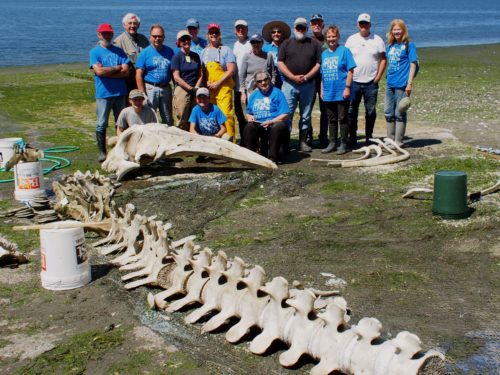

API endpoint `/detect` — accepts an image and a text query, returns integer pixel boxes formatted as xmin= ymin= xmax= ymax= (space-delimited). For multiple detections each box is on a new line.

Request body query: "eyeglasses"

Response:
xmin=250 ymin=40 xmax=262 ymax=44
xmin=235 ymin=25 xmax=247 ymax=30
xmin=256 ymin=78 xmax=269 ymax=84
xmin=208 ymin=30 xmax=220 ymax=35
xmin=271 ymin=30 xmax=282 ymax=34
xmin=180 ymin=37 xmax=191 ymax=42
xmin=358 ymin=21 xmax=370 ymax=26
xmin=131 ymin=97 xmax=144 ymax=101
xmin=151 ymin=35 xmax=164 ymax=38
xmin=295 ymin=25 xmax=307 ymax=31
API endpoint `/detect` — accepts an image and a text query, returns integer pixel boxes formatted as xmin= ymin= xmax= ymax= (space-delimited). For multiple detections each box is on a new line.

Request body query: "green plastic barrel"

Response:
xmin=432 ymin=171 xmax=469 ymax=219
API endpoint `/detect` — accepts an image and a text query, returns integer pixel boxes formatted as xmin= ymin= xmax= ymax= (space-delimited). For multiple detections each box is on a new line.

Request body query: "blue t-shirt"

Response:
xmin=89 ymin=45 xmax=129 ymax=99
xmin=320 ymin=46 xmax=356 ymax=102
xmin=201 ymin=46 xmax=236 ymax=70
xmin=136 ymin=45 xmax=175 ymax=84
xmin=174 ymin=37 xmax=208 ymax=57
xmin=246 ymin=86 xmax=289 ymax=123
xmin=263 ymin=43 xmax=284 ymax=88
xmin=386 ymin=42 xmax=418 ymax=89
xmin=171 ymin=51 xmax=201 ymax=87
xmin=188 ymin=104 xmax=227 ymax=136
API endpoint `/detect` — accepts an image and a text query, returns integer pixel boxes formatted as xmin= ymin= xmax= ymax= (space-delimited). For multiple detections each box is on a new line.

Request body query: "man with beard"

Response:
xmin=90 ymin=23 xmax=129 ymax=162
xmin=114 ymin=13 xmax=149 ymax=93
xmin=278 ymin=17 xmax=322 ymax=152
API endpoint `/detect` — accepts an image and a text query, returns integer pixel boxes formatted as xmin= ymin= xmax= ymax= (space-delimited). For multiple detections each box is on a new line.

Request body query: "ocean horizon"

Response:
xmin=1 ymin=0 xmax=500 ymax=67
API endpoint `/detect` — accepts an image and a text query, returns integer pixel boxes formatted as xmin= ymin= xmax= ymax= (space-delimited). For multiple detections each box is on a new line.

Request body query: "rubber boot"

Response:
xmin=386 ymin=121 xmax=396 ymax=140
xmin=395 ymin=121 xmax=406 ymax=147
xmin=321 ymin=123 xmax=337 ymax=154
xmin=299 ymin=130 xmax=312 ymax=152
xmin=96 ymin=131 xmax=107 ymax=162
xmin=336 ymin=123 xmax=348 ymax=154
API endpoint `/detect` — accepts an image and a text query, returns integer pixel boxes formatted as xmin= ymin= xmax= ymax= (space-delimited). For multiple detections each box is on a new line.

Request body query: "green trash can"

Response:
xmin=432 ymin=170 xmax=469 ymax=219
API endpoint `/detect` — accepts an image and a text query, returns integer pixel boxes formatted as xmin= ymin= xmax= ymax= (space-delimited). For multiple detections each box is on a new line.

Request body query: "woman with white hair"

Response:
xmin=114 ymin=13 xmax=149 ymax=92
xmin=244 ymin=70 xmax=289 ymax=164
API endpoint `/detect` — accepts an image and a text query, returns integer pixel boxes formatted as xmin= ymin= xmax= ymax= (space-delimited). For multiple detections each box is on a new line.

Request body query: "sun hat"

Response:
xmin=262 ymin=20 xmax=291 ymax=43
xmin=177 ymin=30 xmax=191 ymax=40
xmin=234 ymin=19 xmax=248 ymax=27
xmin=196 ymin=87 xmax=210 ymax=97
xmin=398 ymin=96 xmax=411 ymax=112
xmin=186 ymin=18 xmax=200 ymax=29
xmin=97 ymin=23 xmax=114 ymax=33
xmin=129 ymin=89 xmax=144 ymax=100
xmin=207 ymin=23 xmax=221 ymax=31
xmin=310 ymin=14 xmax=324 ymax=22
xmin=249 ymin=33 xmax=264 ymax=43
xmin=294 ymin=17 xmax=308 ymax=28
xmin=357 ymin=13 xmax=371 ymax=23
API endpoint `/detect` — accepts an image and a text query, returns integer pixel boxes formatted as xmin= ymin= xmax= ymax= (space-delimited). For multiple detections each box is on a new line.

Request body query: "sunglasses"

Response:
xmin=180 ymin=36 xmax=191 ymax=42
xmin=208 ymin=30 xmax=220 ymax=35
xmin=250 ymin=40 xmax=262 ymax=45
xmin=151 ymin=34 xmax=164 ymax=38
xmin=131 ymin=97 xmax=144 ymax=101
xmin=295 ymin=25 xmax=307 ymax=31
xmin=271 ymin=30 xmax=282 ymax=34
xmin=256 ymin=78 xmax=269 ymax=83
xmin=359 ymin=21 xmax=370 ymax=26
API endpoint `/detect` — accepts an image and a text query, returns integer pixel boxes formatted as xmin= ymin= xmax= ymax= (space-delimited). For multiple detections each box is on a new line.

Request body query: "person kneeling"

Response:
xmin=116 ymin=89 xmax=158 ymax=136
xmin=244 ymin=71 xmax=289 ymax=163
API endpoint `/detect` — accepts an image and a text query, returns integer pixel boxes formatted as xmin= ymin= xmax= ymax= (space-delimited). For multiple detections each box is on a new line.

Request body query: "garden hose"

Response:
xmin=0 ymin=145 xmax=79 ymax=183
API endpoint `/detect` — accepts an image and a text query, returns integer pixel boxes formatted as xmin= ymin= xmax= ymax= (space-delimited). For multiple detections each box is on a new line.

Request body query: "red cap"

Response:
xmin=97 ymin=23 xmax=114 ymax=33
xmin=207 ymin=23 xmax=221 ymax=31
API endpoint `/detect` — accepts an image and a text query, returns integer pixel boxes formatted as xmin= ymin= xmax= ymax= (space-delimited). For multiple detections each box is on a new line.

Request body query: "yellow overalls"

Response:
xmin=205 ymin=61 xmax=236 ymax=142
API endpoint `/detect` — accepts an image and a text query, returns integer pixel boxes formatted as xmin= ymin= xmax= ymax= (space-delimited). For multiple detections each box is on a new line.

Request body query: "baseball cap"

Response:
xmin=97 ymin=23 xmax=114 ymax=33
xmin=196 ymin=87 xmax=210 ymax=97
xmin=234 ymin=19 xmax=248 ymax=28
xmin=186 ymin=18 xmax=200 ymax=29
xmin=357 ymin=13 xmax=371 ymax=23
xmin=207 ymin=23 xmax=221 ymax=31
xmin=249 ymin=33 xmax=264 ymax=43
xmin=294 ymin=17 xmax=308 ymax=28
xmin=177 ymin=30 xmax=191 ymax=40
xmin=310 ymin=14 xmax=324 ymax=22
xmin=129 ymin=89 xmax=144 ymax=100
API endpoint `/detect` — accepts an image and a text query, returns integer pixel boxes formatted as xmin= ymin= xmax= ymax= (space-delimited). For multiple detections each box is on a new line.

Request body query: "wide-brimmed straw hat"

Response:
xmin=262 ymin=20 xmax=291 ymax=43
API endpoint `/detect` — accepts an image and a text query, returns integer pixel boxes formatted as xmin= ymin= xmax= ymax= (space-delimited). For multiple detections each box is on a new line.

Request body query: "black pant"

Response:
xmin=234 ymin=91 xmax=246 ymax=144
xmin=243 ymin=121 xmax=289 ymax=161
xmin=325 ymin=100 xmax=349 ymax=142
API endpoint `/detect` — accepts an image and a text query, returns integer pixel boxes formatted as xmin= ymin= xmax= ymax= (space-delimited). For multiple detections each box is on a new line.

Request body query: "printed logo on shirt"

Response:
xmin=322 ymin=56 xmax=340 ymax=81
xmin=388 ymin=46 xmax=403 ymax=72
xmin=251 ymin=98 xmax=272 ymax=120
xmin=198 ymin=117 xmax=220 ymax=135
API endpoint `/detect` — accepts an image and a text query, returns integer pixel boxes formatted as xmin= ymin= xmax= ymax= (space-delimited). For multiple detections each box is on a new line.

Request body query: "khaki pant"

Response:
xmin=173 ymin=86 xmax=196 ymax=131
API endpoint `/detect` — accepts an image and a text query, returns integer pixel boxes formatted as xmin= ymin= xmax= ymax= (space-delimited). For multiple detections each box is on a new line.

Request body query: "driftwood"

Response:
xmin=102 ymin=125 xmax=277 ymax=181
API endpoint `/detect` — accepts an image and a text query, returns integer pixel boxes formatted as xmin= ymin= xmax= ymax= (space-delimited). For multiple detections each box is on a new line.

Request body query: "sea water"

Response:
xmin=1 ymin=0 xmax=499 ymax=66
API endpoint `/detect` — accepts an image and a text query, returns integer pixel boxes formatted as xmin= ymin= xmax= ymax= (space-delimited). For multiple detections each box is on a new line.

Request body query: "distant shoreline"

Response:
xmin=1 ymin=42 xmax=499 ymax=70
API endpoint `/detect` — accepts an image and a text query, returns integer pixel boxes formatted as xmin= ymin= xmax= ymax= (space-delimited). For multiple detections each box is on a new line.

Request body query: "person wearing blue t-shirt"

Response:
xmin=89 ymin=23 xmax=130 ymax=162
xmin=262 ymin=20 xmax=291 ymax=90
xmin=174 ymin=18 xmax=207 ymax=57
xmin=384 ymin=19 xmax=418 ymax=147
xmin=189 ymin=88 xmax=227 ymax=138
xmin=245 ymin=71 xmax=289 ymax=164
xmin=136 ymin=24 xmax=174 ymax=125
xmin=320 ymin=25 xmax=356 ymax=154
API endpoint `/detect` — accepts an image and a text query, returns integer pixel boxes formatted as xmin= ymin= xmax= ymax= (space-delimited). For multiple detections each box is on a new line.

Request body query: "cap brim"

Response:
xmin=262 ymin=20 xmax=291 ymax=43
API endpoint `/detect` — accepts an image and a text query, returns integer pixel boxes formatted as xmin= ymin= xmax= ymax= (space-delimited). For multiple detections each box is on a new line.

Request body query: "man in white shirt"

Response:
xmin=233 ymin=19 xmax=252 ymax=144
xmin=345 ymin=13 xmax=387 ymax=147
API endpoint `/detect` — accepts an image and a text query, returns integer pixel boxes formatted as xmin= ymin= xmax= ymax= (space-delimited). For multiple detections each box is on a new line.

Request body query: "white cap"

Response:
xmin=357 ymin=13 xmax=371 ymax=23
xmin=196 ymin=87 xmax=210 ymax=97
xmin=234 ymin=19 xmax=248 ymax=27
xmin=294 ymin=17 xmax=308 ymax=27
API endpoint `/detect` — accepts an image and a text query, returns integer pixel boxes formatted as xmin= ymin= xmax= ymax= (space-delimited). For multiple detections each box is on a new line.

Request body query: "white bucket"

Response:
xmin=0 ymin=137 xmax=23 ymax=168
xmin=14 ymin=161 xmax=46 ymax=202
xmin=40 ymin=221 xmax=91 ymax=290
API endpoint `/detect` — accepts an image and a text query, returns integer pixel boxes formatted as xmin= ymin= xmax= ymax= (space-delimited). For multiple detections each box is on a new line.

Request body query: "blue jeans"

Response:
xmin=95 ymin=95 xmax=127 ymax=133
xmin=281 ymin=79 xmax=316 ymax=132
xmin=146 ymin=83 xmax=173 ymax=125
xmin=348 ymin=80 xmax=379 ymax=140
xmin=384 ymin=87 xmax=407 ymax=123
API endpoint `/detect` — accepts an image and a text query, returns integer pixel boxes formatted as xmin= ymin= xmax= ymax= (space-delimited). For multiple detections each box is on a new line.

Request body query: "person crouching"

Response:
xmin=244 ymin=71 xmax=289 ymax=164
xmin=189 ymin=88 xmax=229 ymax=139
xmin=116 ymin=89 xmax=158 ymax=136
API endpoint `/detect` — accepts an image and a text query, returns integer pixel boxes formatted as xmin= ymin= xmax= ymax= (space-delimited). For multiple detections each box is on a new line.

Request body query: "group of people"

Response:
xmin=89 ymin=12 xmax=418 ymax=163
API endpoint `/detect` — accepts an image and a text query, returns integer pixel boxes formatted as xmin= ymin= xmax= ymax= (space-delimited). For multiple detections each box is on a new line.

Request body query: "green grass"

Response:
xmin=106 ymin=350 xmax=156 ymax=375
xmin=17 ymin=328 xmax=125 ymax=375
